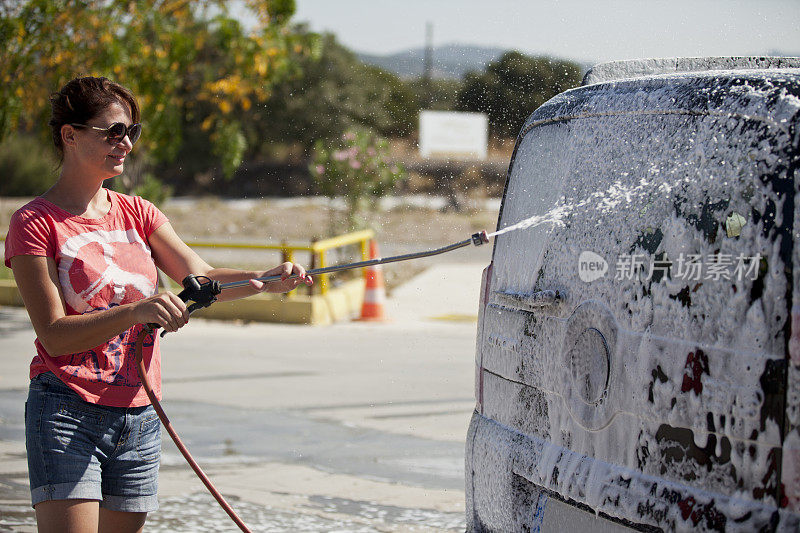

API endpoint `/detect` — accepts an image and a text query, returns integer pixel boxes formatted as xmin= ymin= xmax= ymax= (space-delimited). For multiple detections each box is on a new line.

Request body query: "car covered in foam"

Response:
xmin=466 ymin=57 xmax=800 ymax=531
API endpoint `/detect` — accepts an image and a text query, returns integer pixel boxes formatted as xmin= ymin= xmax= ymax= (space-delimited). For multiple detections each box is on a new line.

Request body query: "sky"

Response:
xmin=290 ymin=0 xmax=800 ymax=65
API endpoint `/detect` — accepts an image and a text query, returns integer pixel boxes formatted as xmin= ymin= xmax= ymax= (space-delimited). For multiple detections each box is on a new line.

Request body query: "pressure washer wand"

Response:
xmin=219 ymin=230 xmax=490 ymax=291
xmin=147 ymin=231 xmax=490 ymax=336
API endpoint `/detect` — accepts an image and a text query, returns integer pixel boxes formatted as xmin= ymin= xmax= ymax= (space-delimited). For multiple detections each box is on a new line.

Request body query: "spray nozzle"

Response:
xmin=471 ymin=230 xmax=489 ymax=246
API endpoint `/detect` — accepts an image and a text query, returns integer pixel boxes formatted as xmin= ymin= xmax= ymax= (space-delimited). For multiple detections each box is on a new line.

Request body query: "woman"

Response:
xmin=3 ymin=76 xmax=312 ymax=533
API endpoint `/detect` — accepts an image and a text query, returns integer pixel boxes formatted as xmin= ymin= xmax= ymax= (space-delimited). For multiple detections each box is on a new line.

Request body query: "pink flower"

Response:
xmin=343 ymin=132 xmax=356 ymax=141
xmin=315 ymin=165 xmax=325 ymax=175
xmin=349 ymin=159 xmax=362 ymax=169
xmin=332 ymin=150 xmax=348 ymax=161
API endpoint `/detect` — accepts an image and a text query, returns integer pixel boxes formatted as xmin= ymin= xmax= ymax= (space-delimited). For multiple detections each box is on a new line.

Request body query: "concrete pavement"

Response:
xmin=0 ymin=256 xmax=491 ymax=532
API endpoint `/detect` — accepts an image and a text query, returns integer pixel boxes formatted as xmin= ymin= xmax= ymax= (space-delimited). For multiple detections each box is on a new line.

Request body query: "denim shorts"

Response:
xmin=25 ymin=372 xmax=161 ymax=512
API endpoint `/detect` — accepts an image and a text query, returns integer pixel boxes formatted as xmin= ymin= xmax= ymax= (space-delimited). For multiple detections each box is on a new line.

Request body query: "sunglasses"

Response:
xmin=71 ymin=122 xmax=142 ymax=145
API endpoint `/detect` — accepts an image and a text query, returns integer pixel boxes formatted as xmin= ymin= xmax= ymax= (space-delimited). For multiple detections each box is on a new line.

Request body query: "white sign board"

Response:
xmin=419 ymin=110 xmax=488 ymax=160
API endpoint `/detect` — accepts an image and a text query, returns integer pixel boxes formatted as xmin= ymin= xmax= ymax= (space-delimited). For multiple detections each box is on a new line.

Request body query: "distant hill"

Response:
xmin=768 ymin=49 xmax=800 ymax=58
xmin=358 ymin=44 xmax=507 ymax=80
xmin=359 ymin=44 xmax=596 ymax=80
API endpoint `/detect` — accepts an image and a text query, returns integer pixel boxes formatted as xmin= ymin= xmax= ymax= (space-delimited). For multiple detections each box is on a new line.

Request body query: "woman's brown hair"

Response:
xmin=48 ymin=77 xmax=140 ymax=158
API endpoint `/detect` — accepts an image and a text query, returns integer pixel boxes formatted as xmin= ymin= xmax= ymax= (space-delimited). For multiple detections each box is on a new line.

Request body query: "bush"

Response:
xmin=0 ymin=135 xmax=58 ymax=196
xmin=310 ymin=128 xmax=406 ymax=232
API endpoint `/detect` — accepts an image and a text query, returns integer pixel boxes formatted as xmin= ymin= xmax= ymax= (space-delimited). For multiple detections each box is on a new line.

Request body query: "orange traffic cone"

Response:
xmin=358 ymin=240 xmax=388 ymax=321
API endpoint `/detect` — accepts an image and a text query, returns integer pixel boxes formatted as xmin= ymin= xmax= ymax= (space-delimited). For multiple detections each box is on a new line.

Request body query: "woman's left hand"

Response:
xmin=248 ymin=262 xmax=313 ymax=293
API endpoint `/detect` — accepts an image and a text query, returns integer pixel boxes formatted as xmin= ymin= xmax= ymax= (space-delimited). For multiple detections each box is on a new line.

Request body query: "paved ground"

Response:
xmin=0 ymin=249 xmax=491 ymax=532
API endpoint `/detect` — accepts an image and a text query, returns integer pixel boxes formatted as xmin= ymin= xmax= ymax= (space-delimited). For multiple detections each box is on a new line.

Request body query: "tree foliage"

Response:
xmin=259 ymin=31 xmax=417 ymax=151
xmin=0 ymin=134 xmax=58 ymax=196
xmin=406 ymin=78 xmax=462 ymax=112
xmin=0 ymin=3 xmax=587 ymax=197
xmin=456 ymin=51 xmax=582 ymax=138
xmin=0 ymin=0 xmax=313 ymax=182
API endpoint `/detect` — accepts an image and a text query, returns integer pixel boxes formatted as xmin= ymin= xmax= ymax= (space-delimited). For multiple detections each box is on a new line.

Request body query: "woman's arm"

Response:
xmin=10 ymin=255 xmax=189 ymax=356
xmin=148 ymin=222 xmax=312 ymax=302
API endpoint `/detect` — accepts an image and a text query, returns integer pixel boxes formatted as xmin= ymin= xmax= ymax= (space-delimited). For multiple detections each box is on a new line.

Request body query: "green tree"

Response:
xmin=0 ymin=134 xmax=58 ymax=196
xmin=0 ymin=0 xmax=311 ymax=185
xmin=258 ymin=31 xmax=417 ymax=152
xmin=406 ymin=78 xmax=463 ymax=112
xmin=456 ymin=51 xmax=582 ymax=138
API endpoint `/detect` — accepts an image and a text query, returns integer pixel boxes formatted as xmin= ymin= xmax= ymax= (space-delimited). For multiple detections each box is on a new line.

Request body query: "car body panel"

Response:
xmin=467 ymin=61 xmax=800 ymax=532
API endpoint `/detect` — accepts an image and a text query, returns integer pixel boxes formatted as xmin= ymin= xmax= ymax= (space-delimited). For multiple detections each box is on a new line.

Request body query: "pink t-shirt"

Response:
xmin=4 ymin=189 xmax=168 ymax=407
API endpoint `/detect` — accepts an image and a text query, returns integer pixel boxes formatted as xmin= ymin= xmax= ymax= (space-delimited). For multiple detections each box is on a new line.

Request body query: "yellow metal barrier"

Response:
xmin=1 ymin=230 xmax=375 ymax=294
xmin=185 ymin=229 xmax=374 ymax=295
xmin=0 ymin=236 xmax=8 ymax=280
xmin=0 ymin=230 xmax=375 ymax=325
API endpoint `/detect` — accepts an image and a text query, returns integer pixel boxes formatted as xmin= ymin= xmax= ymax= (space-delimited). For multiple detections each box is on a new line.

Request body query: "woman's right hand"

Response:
xmin=133 ymin=292 xmax=190 ymax=332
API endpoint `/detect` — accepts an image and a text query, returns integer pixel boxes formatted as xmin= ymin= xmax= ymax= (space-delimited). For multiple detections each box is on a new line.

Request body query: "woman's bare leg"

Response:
xmin=99 ymin=507 xmax=148 ymax=533
xmin=35 ymin=499 xmax=99 ymax=533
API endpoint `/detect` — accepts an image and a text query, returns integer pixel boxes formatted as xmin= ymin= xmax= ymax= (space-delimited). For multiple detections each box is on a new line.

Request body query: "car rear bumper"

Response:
xmin=466 ymin=410 xmax=799 ymax=532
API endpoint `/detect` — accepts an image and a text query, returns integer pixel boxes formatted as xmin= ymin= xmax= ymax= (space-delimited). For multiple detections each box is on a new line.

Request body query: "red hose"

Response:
xmin=134 ymin=329 xmax=252 ymax=533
